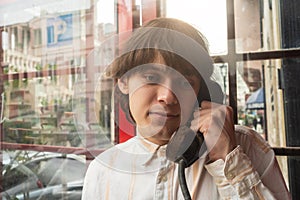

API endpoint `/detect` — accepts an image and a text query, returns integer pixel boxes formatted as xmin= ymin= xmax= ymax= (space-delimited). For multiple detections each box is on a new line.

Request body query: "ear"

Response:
xmin=117 ymin=78 xmax=129 ymax=94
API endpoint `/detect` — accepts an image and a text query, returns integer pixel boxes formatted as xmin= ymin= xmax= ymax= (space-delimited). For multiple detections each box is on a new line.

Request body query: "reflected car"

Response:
xmin=1 ymin=151 xmax=87 ymax=200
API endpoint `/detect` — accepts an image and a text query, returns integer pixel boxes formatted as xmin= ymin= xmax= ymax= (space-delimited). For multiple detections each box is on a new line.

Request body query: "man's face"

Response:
xmin=118 ymin=58 xmax=201 ymax=145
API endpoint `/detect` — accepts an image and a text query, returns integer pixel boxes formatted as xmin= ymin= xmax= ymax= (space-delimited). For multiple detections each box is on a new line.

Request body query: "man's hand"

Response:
xmin=190 ymin=101 xmax=237 ymax=162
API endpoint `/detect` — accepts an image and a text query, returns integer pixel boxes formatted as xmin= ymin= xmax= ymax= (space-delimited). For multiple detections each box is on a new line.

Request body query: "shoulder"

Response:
xmin=234 ymin=125 xmax=271 ymax=152
xmin=82 ymin=139 xmax=139 ymax=199
xmin=93 ymin=136 xmax=138 ymax=161
xmin=234 ymin=125 xmax=275 ymax=174
xmin=87 ymin=136 xmax=144 ymax=171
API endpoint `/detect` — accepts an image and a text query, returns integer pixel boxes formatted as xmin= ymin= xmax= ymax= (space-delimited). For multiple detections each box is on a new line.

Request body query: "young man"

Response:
xmin=82 ymin=18 xmax=290 ymax=199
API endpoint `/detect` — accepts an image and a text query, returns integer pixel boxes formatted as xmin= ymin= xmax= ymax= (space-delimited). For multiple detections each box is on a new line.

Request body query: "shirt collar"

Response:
xmin=135 ymin=134 xmax=169 ymax=165
xmin=136 ymin=135 xmax=161 ymax=153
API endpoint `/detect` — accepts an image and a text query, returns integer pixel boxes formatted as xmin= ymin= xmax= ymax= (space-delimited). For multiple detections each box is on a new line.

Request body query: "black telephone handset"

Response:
xmin=166 ymin=126 xmax=206 ymax=167
xmin=166 ymin=126 xmax=206 ymax=200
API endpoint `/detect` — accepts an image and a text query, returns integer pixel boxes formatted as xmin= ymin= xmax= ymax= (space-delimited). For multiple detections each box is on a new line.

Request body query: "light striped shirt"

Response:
xmin=82 ymin=125 xmax=291 ymax=199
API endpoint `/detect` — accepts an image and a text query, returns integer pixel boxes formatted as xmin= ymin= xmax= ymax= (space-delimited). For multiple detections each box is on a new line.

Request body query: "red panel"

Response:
xmin=117 ymin=0 xmax=135 ymax=143
xmin=118 ymin=0 xmax=133 ymax=44
xmin=142 ymin=0 xmax=157 ymax=24
xmin=118 ymin=105 xmax=135 ymax=143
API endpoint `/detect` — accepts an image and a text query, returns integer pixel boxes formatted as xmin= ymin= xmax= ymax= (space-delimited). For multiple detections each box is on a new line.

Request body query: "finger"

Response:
xmin=201 ymin=100 xmax=223 ymax=109
xmin=193 ymin=108 xmax=201 ymax=118
xmin=200 ymin=100 xmax=212 ymax=109
xmin=194 ymin=105 xmax=211 ymax=117
xmin=190 ymin=122 xmax=209 ymax=135
xmin=190 ymin=115 xmax=210 ymax=135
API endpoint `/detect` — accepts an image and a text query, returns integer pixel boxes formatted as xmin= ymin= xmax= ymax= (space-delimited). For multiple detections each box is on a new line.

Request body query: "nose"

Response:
xmin=157 ymin=85 xmax=178 ymax=105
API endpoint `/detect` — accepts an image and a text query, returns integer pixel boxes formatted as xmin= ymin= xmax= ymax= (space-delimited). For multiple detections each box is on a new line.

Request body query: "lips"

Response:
xmin=148 ymin=111 xmax=179 ymax=118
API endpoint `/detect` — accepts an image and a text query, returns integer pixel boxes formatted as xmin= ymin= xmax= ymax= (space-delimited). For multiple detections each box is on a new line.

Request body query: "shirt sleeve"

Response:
xmin=205 ymin=145 xmax=278 ymax=199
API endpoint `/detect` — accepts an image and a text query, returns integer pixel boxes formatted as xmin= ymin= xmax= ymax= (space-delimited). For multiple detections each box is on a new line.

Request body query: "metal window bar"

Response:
xmin=215 ymin=0 xmax=300 ymax=157
xmin=1 ymin=142 xmax=300 ymax=158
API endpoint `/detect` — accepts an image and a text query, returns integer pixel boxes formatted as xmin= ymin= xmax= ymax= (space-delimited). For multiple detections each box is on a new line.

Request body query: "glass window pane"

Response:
xmin=236 ymin=58 xmax=289 ymax=187
xmin=2 ymin=150 xmax=86 ymax=199
xmin=1 ymin=0 xmax=299 ymax=198
xmin=235 ymin=0 xmax=300 ymax=52
xmin=165 ymin=0 xmax=228 ymax=55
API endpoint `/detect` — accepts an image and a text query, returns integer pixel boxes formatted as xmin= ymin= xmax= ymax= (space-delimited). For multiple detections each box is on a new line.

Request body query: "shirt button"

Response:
xmin=161 ymin=176 xmax=167 ymax=182
xmin=227 ymin=173 xmax=234 ymax=180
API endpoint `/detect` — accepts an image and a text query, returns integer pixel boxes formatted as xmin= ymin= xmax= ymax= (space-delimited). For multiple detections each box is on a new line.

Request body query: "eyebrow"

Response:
xmin=135 ymin=63 xmax=168 ymax=73
xmin=137 ymin=64 xmax=199 ymax=80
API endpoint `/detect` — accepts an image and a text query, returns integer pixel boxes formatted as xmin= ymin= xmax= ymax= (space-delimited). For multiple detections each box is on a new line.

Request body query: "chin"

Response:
xmin=138 ymin=125 xmax=176 ymax=143
xmin=148 ymin=135 xmax=171 ymax=145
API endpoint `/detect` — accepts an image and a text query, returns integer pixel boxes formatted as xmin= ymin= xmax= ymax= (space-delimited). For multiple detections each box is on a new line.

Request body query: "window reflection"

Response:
xmin=1 ymin=0 xmax=300 ymax=198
